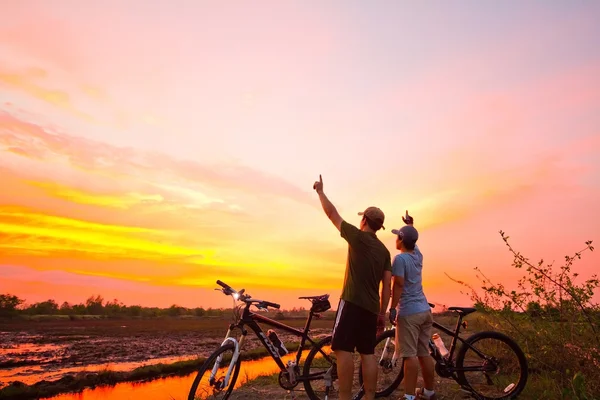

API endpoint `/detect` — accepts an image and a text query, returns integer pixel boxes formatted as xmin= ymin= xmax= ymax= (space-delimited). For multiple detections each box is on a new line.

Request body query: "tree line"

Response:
xmin=0 ymin=293 xmax=320 ymax=319
xmin=1 ymin=293 xmax=230 ymax=318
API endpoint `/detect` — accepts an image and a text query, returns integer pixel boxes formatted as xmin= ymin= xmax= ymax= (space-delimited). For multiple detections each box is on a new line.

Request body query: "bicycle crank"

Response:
xmin=278 ymin=370 xmax=299 ymax=390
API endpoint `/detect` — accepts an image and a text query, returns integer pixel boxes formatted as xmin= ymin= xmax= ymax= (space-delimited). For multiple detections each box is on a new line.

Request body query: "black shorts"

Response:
xmin=331 ymin=299 xmax=377 ymax=354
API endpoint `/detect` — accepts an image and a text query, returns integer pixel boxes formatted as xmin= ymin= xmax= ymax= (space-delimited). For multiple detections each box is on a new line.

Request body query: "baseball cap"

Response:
xmin=358 ymin=206 xmax=385 ymax=230
xmin=391 ymin=225 xmax=419 ymax=246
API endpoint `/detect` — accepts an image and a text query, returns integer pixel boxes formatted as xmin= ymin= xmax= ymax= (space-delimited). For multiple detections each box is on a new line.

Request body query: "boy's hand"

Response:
xmin=402 ymin=210 xmax=414 ymax=226
xmin=313 ymin=174 xmax=324 ymax=194
xmin=389 ymin=308 xmax=397 ymax=325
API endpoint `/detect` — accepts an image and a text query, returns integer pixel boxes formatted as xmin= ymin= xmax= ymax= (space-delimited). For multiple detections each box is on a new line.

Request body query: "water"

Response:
xmin=46 ymin=352 xmax=305 ymax=400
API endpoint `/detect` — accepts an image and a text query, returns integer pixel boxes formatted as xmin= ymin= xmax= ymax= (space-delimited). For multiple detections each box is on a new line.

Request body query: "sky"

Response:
xmin=1 ymin=0 xmax=599 ymax=311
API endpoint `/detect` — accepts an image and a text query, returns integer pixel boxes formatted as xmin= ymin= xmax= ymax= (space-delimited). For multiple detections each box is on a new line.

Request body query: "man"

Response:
xmin=312 ymin=174 xmax=392 ymax=400
xmin=389 ymin=212 xmax=436 ymax=400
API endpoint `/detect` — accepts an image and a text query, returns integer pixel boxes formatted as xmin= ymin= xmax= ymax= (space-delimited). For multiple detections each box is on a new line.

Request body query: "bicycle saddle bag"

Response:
xmin=311 ymin=298 xmax=331 ymax=313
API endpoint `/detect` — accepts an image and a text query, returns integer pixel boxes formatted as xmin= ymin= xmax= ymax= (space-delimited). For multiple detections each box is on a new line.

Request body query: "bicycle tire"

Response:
xmin=455 ymin=331 xmax=528 ymax=400
xmin=357 ymin=329 xmax=404 ymax=398
xmin=303 ymin=335 xmax=339 ymax=400
xmin=188 ymin=342 xmax=242 ymax=400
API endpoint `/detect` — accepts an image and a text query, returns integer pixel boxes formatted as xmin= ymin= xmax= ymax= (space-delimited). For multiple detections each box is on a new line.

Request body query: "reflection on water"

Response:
xmin=0 ymin=355 xmax=198 ymax=387
xmin=47 ymin=352 xmax=312 ymax=400
xmin=0 ymin=343 xmax=64 ymax=357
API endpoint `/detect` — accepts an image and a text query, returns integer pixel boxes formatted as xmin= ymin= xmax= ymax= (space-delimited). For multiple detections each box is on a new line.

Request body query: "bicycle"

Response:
xmin=356 ymin=303 xmax=528 ymax=400
xmin=188 ymin=280 xmax=363 ymax=400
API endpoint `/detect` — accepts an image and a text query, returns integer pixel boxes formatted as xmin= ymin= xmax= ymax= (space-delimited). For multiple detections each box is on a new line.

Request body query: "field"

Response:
xmin=0 ymin=312 xmax=488 ymax=400
xmin=1 ymin=310 xmax=597 ymax=399
xmin=0 ymin=314 xmax=335 ymax=399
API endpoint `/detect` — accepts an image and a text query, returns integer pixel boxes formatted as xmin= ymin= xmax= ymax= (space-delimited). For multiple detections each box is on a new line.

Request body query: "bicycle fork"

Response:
xmin=210 ymin=328 xmax=246 ymax=389
xmin=379 ymin=328 xmax=397 ymax=369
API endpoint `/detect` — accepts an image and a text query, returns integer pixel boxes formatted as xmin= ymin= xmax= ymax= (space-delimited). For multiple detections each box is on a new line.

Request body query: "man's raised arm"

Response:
xmin=313 ymin=174 xmax=343 ymax=231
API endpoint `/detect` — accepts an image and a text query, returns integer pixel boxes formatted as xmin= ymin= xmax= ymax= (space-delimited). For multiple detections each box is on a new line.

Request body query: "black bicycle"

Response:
xmin=357 ymin=304 xmax=528 ymax=400
xmin=188 ymin=280 xmax=363 ymax=400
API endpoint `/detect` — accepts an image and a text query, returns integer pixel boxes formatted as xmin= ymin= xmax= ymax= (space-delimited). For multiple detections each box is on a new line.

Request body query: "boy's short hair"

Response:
xmin=391 ymin=225 xmax=419 ymax=250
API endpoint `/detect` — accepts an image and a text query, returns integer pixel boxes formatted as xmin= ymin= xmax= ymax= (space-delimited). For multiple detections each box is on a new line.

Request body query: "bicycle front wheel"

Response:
xmin=455 ymin=331 xmax=528 ymax=399
xmin=188 ymin=342 xmax=242 ymax=400
xmin=357 ymin=328 xmax=404 ymax=397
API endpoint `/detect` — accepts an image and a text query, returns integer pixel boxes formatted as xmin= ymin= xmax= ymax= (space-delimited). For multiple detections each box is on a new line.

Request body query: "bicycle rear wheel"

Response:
xmin=302 ymin=335 xmax=365 ymax=400
xmin=357 ymin=328 xmax=404 ymax=397
xmin=188 ymin=342 xmax=242 ymax=400
xmin=455 ymin=331 xmax=528 ymax=399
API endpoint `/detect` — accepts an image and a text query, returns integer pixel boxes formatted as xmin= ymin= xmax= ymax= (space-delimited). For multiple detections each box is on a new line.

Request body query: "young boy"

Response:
xmin=389 ymin=211 xmax=436 ymax=400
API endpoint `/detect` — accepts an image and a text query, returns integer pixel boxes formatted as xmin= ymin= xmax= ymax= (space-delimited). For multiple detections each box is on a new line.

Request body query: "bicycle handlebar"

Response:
xmin=261 ymin=301 xmax=280 ymax=309
xmin=215 ymin=280 xmax=280 ymax=309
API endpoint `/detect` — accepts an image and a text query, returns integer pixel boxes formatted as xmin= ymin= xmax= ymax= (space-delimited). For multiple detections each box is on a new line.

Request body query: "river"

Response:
xmin=45 ymin=352 xmax=308 ymax=400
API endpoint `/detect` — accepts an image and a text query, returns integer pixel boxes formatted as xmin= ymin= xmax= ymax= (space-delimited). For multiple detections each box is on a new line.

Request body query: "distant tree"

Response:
xmin=27 ymin=299 xmax=59 ymax=315
xmin=194 ymin=307 xmax=206 ymax=317
xmin=86 ymin=295 xmax=104 ymax=315
xmin=127 ymin=305 xmax=143 ymax=317
xmin=167 ymin=304 xmax=186 ymax=317
xmin=72 ymin=303 xmax=87 ymax=315
xmin=0 ymin=294 xmax=24 ymax=317
xmin=59 ymin=302 xmax=72 ymax=314
xmin=105 ymin=299 xmax=124 ymax=316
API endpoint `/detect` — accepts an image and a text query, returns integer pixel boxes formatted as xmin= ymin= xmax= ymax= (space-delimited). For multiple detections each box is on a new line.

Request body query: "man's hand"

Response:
xmin=389 ymin=308 xmax=397 ymax=325
xmin=313 ymin=174 xmax=342 ymax=231
xmin=377 ymin=313 xmax=386 ymax=335
xmin=402 ymin=210 xmax=414 ymax=226
xmin=313 ymin=174 xmax=324 ymax=194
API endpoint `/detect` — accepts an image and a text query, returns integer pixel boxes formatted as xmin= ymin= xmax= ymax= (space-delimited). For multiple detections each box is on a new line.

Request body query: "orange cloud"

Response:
xmin=0 ymin=110 xmax=342 ymax=294
xmin=27 ymin=181 xmax=164 ymax=209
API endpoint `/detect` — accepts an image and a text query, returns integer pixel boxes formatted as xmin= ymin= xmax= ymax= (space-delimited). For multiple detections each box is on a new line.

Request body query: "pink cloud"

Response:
xmin=0 ymin=110 xmax=314 ymax=207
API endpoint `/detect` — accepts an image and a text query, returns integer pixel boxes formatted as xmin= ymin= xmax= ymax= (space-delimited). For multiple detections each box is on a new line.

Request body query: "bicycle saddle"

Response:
xmin=448 ymin=306 xmax=477 ymax=316
xmin=299 ymin=294 xmax=329 ymax=302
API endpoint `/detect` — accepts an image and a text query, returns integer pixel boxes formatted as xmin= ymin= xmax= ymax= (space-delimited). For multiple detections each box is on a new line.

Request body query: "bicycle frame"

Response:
xmin=430 ymin=315 xmax=467 ymax=362
xmin=213 ymin=302 xmax=329 ymax=387
xmin=378 ymin=311 xmax=495 ymax=375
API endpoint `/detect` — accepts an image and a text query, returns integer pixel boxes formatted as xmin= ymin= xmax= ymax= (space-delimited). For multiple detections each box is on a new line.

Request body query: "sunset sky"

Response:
xmin=1 ymin=1 xmax=599 ymax=310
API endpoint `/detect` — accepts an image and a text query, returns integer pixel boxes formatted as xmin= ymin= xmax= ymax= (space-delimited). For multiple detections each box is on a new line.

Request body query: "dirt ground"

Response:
xmin=0 ymin=317 xmax=334 ymax=387
xmin=233 ymin=373 xmax=474 ymax=400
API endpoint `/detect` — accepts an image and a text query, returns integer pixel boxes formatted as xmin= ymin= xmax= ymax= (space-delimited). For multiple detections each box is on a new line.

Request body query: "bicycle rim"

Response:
xmin=456 ymin=331 xmax=528 ymax=399
xmin=357 ymin=328 xmax=404 ymax=397
xmin=188 ymin=342 xmax=242 ymax=400
xmin=303 ymin=335 xmax=365 ymax=400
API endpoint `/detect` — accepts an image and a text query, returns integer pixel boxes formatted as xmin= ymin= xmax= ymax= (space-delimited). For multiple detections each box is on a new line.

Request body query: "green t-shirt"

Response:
xmin=339 ymin=220 xmax=392 ymax=315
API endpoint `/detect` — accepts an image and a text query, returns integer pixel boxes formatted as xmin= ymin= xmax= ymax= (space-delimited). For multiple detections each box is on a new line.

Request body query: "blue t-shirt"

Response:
xmin=392 ymin=245 xmax=430 ymax=317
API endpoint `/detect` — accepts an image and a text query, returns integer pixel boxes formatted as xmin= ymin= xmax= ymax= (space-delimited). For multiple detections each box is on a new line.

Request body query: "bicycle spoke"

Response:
xmin=460 ymin=337 xmax=523 ymax=398
xmin=190 ymin=345 xmax=239 ymax=400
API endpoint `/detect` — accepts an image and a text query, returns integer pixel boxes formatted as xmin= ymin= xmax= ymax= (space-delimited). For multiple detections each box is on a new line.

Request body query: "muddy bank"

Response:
xmin=0 ymin=317 xmax=332 ymax=385
xmin=0 ymin=317 xmax=333 ymax=399
xmin=0 ymin=345 xmax=300 ymax=400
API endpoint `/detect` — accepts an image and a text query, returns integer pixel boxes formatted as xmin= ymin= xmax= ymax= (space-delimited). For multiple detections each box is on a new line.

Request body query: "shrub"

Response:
xmin=450 ymin=231 xmax=599 ymax=399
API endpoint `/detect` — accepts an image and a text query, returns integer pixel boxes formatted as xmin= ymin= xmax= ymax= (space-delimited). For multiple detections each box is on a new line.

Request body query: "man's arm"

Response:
xmin=313 ymin=175 xmax=343 ymax=231
xmin=380 ymin=270 xmax=392 ymax=314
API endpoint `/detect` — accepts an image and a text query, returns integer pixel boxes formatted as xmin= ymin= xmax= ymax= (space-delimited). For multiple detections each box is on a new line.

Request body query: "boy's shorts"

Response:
xmin=398 ymin=310 xmax=433 ymax=357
